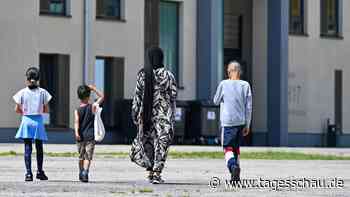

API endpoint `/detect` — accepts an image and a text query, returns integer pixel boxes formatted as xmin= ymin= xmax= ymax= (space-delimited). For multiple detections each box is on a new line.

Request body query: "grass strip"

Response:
xmin=0 ymin=151 xmax=350 ymax=160
xmin=138 ymin=188 xmax=154 ymax=193
xmin=169 ymin=151 xmax=350 ymax=160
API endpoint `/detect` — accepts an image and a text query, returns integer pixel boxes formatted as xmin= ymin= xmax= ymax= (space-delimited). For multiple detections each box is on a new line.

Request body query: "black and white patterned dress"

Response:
xmin=130 ymin=67 xmax=177 ymax=172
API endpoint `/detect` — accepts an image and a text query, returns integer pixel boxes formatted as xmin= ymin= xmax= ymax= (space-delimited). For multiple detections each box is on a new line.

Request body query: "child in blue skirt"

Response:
xmin=13 ymin=67 xmax=52 ymax=182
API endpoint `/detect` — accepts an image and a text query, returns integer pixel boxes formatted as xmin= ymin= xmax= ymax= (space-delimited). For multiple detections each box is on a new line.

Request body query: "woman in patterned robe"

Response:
xmin=130 ymin=47 xmax=177 ymax=184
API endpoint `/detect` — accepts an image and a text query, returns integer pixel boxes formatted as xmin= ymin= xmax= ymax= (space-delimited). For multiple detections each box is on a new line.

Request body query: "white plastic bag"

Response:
xmin=94 ymin=105 xmax=105 ymax=142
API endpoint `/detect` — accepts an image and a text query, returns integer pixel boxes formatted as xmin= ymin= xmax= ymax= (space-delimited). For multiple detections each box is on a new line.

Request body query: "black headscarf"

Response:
xmin=143 ymin=46 xmax=164 ymax=131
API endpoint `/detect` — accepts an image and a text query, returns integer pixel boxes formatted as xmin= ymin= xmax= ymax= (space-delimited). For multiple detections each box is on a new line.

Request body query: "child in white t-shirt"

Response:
xmin=13 ymin=67 xmax=52 ymax=182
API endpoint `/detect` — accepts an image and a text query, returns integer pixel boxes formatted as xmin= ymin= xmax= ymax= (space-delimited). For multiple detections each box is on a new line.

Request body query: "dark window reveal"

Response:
xmin=40 ymin=0 xmax=67 ymax=16
xmin=289 ymin=0 xmax=305 ymax=35
xmin=159 ymin=1 xmax=180 ymax=81
xmin=96 ymin=0 xmax=122 ymax=20
xmin=95 ymin=57 xmax=124 ymax=129
xmin=321 ymin=0 xmax=340 ymax=37
xmin=40 ymin=53 xmax=70 ymax=128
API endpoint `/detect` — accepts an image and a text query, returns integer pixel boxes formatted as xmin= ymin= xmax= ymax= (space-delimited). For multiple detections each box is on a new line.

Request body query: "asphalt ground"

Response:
xmin=0 ymin=155 xmax=349 ymax=197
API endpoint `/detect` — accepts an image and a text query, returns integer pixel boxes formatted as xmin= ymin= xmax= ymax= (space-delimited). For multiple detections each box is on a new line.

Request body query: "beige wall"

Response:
xmin=91 ymin=0 xmax=144 ymax=100
xmin=38 ymin=0 xmax=85 ymax=128
xmin=0 ymin=0 xmax=86 ymax=128
xmin=0 ymin=0 xmax=44 ymax=127
xmin=0 ymin=0 xmax=197 ymax=128
xmin=289 ymin=0 xmax=350 ymax=134
xmin=1 ymin=0 xmax=348 ymax=137
xmin=250 ymin=0 xmax=350 ymax=135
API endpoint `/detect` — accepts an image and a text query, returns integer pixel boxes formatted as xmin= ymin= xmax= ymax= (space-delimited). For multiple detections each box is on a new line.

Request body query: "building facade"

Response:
xmin=0 ymin=0 xmax=348 ymax=146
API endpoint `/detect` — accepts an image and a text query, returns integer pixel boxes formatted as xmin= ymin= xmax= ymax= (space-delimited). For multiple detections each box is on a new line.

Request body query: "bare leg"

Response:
xmin=80 ymin=160 xmax=91 ymax=183
xmin=83 ymin=160 xmax=91 ymax=171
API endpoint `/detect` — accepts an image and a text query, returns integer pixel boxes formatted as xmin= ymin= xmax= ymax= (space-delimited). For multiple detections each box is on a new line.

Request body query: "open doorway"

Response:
xmin=95 ymin=56 xmax=124 ymax=131
xmin=39 ymin=53 xmax=70 ymax=129
xmin=223 ymin=0 xmax=252 ymax=84
xmin=224 ymin=0 xmax=253 ymax=145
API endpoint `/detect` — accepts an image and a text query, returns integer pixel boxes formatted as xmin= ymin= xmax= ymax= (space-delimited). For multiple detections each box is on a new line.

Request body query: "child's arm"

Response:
xmin=89 ymin=85 xmax=104 ymax=104
xmin=14 ymin=104 xmax=23 ymax=115
xmin=74 ymin=110 xmax=81 ymax=141
xmin=213 ymin=82 xmax=223 ymax=105
xmin=13 ymin=90 xmax=23 ymax=114
xmin=88 ymin=85 xmax=104 ymax=113
xmin=43 ymin=104 xmax=50 ymax=113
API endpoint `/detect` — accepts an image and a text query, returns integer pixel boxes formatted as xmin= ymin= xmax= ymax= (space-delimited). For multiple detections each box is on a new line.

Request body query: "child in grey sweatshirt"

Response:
xmin=213 ymin=61 xmax=252 ymax=183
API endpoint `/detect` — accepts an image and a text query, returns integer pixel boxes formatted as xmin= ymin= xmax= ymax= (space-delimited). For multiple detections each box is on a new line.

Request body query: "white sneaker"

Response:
xmin=152 ymin=173 xmax=165 ymax=184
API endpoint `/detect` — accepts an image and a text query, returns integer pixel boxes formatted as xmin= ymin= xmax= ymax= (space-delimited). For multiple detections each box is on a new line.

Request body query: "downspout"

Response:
xmin=83 ymin=0 xmax=91 ymax=84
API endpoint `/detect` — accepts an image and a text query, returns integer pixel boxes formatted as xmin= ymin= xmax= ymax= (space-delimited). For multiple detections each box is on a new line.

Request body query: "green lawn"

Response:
xmin=1 ymin=150 xmax=350 ymax=160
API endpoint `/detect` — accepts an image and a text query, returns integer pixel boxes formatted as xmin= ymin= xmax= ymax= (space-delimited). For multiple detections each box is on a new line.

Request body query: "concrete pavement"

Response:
xmin=0 ymin=157 xmax=349 ymax=197
xmin=1 ymin=143 xmax=350 ymax=156
xmin=1 ymin=144 xmax=350 ymax=196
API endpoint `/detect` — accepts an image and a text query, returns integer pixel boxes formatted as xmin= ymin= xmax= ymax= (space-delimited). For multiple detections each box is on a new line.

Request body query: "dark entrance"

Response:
xmin=223 ymin=0 xmax=252 ymax=83
xmin=223 ymin=0 xmax=253 ymax=145
xmin=39 ymin=53 xmax=70 ymax=128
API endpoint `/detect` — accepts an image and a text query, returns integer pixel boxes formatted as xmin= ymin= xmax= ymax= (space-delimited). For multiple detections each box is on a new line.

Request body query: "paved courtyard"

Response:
xmin=0 ymin=144 xmax=349 ymax=196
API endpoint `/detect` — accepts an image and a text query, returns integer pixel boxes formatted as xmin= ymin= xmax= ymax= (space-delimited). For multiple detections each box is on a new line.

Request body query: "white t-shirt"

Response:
xmin=13 ymin=87 xmax=52 ymax=115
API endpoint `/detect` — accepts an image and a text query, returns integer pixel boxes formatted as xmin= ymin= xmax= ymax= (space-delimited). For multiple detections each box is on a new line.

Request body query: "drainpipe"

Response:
xmin=83 ymin=0 xmax=91 ymax=84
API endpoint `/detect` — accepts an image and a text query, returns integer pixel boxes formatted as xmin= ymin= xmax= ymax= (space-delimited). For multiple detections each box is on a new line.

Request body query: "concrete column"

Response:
xmin=267 ymin=0 xmax=289 ymax=146
xmin=197 ymin=0 xmax=223 ymax=100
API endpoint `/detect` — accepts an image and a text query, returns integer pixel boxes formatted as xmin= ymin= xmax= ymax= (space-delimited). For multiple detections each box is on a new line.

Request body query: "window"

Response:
xmin=96 ymin=0 xmax=123 ymax=20
xmin=40 ymin=0 xmax=69 ymax=16
xmin=95 ymin=57 xmax=124 ymax=129
xmin=39 ymin=53 xmax=70 ymax=128
xmin=95 ymin=59 xmax=105 ymax=93
xmin=159 ymin=1 xmax=180 ymax=80
xmin=289 ymin=0 xmax=305 ymax=35
xmin=321 ymin=0 xmax=342 ymax=37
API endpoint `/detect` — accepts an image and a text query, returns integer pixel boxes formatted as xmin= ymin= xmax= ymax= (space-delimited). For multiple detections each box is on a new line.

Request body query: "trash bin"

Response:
xmin=174 ymin=101 xmax=190 ymax=144
xmin=327 ymin=124 xmax=337 ymax=147
xmin=120 ymin=99 xmax=138 ymax=144
xmin=188 ymin=101 xmax=220 ymax=144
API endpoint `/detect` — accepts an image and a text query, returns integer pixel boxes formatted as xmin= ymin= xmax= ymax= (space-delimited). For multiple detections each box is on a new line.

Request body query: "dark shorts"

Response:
xmin=77 ymin=140 xmax=96 ymax=161
xmin=222 ymin=125 xmax=244 ymax=148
